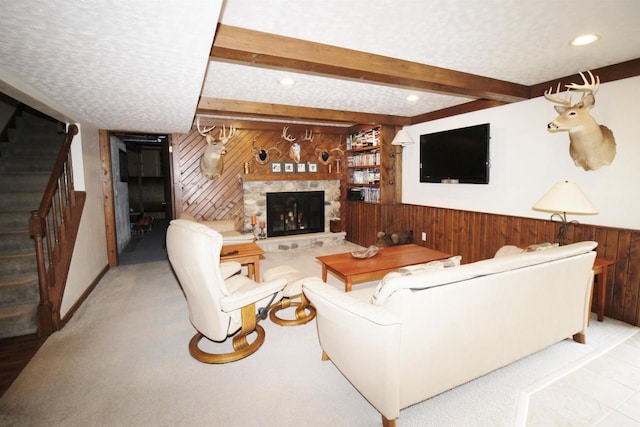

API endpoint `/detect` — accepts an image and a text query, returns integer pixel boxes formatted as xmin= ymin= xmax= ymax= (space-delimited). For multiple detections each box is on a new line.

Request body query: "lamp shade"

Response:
xmin=532 ymin=181 xmax=598 ymax=215
xmin=391 ymin=129 xmax=414 ymax=146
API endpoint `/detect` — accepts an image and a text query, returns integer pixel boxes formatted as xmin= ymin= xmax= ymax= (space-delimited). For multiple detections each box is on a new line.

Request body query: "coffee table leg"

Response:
xmin=345 ymin=278 xmax=352 ymax=293
xmin=322 ymin=265 xmax=327 ymax=282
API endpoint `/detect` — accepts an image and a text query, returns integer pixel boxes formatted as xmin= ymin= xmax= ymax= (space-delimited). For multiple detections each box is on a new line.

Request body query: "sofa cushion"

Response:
xmin=370 ymin=256 xmax=462 ymax=305
xmin=526 ymin=242 xmax=559 ymax=252
xmin=494 ymin=245 xmax=525 ymax=258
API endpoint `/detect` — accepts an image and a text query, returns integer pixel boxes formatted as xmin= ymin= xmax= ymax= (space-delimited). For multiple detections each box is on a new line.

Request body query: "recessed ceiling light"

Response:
xmin=569 ymin=34 xmax=601 ymax=46
xmin=406 ymin=94 xmax=419 ymax=102
xmin=278 ymin=77 xmax=296 ymax=86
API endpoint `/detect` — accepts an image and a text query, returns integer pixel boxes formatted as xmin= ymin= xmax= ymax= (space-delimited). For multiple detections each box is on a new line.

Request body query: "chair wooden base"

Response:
xmin=269 ymin=294 xmax=316 ymax=326
xmin=188 ymin=326 xmax=265 ymax=364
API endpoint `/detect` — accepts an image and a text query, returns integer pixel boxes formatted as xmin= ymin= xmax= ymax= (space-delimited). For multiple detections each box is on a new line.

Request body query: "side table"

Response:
xmin=220 ymin=242 xmax=265 ymax=281
xmin=592 ymin=257 xmax=615 ymax=322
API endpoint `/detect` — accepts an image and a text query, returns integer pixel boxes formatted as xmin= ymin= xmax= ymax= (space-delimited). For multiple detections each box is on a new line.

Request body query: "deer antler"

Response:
xmin=282 ymin=126 xmax=296 ymax=142
xmin=544 ymin=82 xmax=572 ymax=107
xmin=331 ymin=140 xmax=345 ymax=156
xmin=217 ymin=125 xmax=236 ymax=145
xmin=565 ymin=70 xmax=599 ymax=94
xmin=196 ymin=117 xmax=215 ymax=136
xmin=302 ymin=129 xmax=314 ymax=142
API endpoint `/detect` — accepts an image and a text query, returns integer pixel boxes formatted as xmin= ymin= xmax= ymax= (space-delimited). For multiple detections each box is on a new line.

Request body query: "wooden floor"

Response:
xmin=0 ymin=334 xmax=44 ymax=398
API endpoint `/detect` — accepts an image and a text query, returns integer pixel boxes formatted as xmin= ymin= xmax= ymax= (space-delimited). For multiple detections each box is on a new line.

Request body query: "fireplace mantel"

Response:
xmin=242 ymin=173 xmax=342 ymax=182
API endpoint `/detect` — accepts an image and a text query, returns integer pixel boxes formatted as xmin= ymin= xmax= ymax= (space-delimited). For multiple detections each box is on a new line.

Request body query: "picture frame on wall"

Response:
xmin=308 ymin=162 xmax=318 ymax=173
xmin=284 ymin=162 xmax=295 ymax=173
xmin=271 ymin=162 xmax=282 ymax=173
xmin=297 ymin=162 xmax=307 ymax=173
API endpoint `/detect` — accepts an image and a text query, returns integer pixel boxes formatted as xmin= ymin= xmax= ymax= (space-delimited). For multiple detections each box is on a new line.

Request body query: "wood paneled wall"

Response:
xmin=346 ymin=201 xmax=640 ymax=327
xmin=172 ymin=126 xmax=347 ymax=231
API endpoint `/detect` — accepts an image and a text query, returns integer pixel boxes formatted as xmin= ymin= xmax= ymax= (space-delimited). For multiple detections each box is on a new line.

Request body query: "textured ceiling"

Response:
xmin=1 ymin=0 xmax=639 ymax=133
xmin=0 ymin=0 xmax=222 ymax=133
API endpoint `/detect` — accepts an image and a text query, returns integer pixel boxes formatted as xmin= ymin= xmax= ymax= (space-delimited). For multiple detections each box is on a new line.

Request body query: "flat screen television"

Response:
xmin=419 ymin=123 xmax=490 ymax=184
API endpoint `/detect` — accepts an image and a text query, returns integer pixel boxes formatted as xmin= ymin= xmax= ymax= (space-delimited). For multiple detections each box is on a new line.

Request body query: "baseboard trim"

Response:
xmin=58 ymin=264 xmax=110 ymax=329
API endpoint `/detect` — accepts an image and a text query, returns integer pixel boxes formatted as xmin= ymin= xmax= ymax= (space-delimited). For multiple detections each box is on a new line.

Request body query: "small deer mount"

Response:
xmin=252 ymin=139 xmax=281 ymax=165
xmin=315 ymin=139 xmax=345 ymax=165
xmin=282 ymin=127 xmax=301 ymax=162
xmin=196 ymin=118 xmax=235 ymax=180
xmin=544 ymin=70 xmax=616 ymax=171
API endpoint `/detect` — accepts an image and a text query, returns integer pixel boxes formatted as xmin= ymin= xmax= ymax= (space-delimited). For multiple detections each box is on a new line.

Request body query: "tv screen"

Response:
xmin=419 ymin=123 xmax=490 ymax=184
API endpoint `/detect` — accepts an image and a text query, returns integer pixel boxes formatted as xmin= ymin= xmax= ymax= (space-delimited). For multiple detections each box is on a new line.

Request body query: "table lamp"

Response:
xmin=532 ymin=181 xmax=598 ymax=245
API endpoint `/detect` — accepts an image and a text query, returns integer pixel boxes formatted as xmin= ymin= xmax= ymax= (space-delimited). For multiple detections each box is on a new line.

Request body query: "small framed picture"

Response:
xmin=297 ymin=162 xmax=307 ymax=173
xmin=284 ymin=162 xmax=295 ymax=173
xmin=308 ymin=162 xmax=318 ymax=173
xmin=271 ymin=162 xmax=282 ymax=173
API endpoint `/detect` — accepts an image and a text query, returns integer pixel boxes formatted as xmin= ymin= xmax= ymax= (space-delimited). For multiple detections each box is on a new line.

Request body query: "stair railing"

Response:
xmin=29 ymin=124 xmax=80 ymax=336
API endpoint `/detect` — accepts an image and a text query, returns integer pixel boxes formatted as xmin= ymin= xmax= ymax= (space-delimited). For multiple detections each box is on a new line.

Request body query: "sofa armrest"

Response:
xmin=303 ymin=281 xmax=401 ymax=326
xmin=219 ymin=261 xmax=242 ymax=279
xmin=303 ymin=281 xmax=403 ymax=421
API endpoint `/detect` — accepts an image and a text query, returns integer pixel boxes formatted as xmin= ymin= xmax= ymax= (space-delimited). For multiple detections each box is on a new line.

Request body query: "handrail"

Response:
xmin=29 ymin=124 xmax=79 ymax=336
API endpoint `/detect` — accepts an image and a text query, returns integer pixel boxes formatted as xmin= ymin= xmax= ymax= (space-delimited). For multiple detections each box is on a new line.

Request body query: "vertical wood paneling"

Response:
xmin=344 ymin=203 xmax=640 ymax=326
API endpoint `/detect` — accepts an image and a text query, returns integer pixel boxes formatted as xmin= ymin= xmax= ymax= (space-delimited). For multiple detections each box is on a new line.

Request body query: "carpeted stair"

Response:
xmin=0 ymin=109 xmax=63 ymax=338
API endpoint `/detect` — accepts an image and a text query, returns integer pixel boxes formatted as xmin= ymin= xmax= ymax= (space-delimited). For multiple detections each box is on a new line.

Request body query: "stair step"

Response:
xmin=0 ymin=303 xmax=38 ymax=339
xmin=0 ymin=230 xmax=32 ymax=252
xmin=0 ymin=173 xmax=49 ymax=193
xmin=0 ymin=274 xmax=39 ymax=305
xmin=0 ymin=139 xmax=62 ymax=157
xmin=0 ymin=212 xmax=31 ymax=232
xmin=0 ymin=191 xmax=41 ymax=210
xmin=0 ymin=157 xmax=56 ymax=173
xmin=0 ymin=252 xmax=37 ymax=277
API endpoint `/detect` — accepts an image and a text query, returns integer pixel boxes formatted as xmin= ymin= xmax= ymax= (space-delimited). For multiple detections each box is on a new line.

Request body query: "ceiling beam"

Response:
xmin=211 ymin=25 xmax=530 ymax=104
xmin=197 ymin=98 xmax=412 ymax=126
xmin=529 ymin=57 xmax=640 ymax=98
xmin=410 ymin=99 xmax=507 ymax=124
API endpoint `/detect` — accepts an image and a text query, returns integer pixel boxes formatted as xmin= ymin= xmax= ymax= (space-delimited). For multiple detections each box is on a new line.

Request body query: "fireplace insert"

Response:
xmin=266 ymin=191 xmax=324 ymax=237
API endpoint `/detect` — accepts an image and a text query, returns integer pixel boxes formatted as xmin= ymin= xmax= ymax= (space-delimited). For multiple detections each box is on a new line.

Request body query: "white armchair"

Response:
xmin=166 ymin=219 xmax=286 ymax=363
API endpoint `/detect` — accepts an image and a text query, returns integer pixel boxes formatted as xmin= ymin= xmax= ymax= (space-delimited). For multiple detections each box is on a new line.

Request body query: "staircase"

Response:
xmin=0 ymin=110 xmax=64 ymax=339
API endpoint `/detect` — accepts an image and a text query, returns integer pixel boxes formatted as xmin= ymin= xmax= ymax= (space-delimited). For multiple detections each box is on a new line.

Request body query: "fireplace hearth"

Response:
xmin=266 ymin=191 xmax=324 ymax=237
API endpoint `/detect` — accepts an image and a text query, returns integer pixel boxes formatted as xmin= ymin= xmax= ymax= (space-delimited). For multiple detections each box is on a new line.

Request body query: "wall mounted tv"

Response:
xmin=419 ymin=123 xmax=490 ymax=184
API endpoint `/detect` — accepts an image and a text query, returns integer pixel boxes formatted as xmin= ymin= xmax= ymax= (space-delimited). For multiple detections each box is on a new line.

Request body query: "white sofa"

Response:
xmin=303 ymin=241 xmax=597 ymax=427
xmin=178 ymin=212 xmax=254 ymax=243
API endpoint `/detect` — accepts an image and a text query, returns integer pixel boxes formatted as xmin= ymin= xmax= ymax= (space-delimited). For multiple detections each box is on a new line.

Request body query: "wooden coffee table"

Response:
xmin=316 ymin=244 xmax=452 ymax=292
xmin=220 ymin=242 xmax=264 ymax=281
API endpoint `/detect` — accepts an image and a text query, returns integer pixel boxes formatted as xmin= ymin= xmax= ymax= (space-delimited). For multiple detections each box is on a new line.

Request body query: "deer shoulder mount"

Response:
xmin=252 ymin=139 xmax=281 ymax=165
xmin=544 ymin=70 xmax=616 ymax=171
xmin=196 ymin=118 xmax=235 ymax=180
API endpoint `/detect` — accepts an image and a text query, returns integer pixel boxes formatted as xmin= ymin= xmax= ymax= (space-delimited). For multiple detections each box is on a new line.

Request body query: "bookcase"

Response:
xmin=346 ymin=125 xmax=400 ymax=204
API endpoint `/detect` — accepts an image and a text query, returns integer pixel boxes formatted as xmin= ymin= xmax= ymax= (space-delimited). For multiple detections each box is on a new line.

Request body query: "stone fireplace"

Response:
xmin=266 ymin=191 xmax=324 ymax=237
xmin=242 ymin=179 xmax=343 ymax=251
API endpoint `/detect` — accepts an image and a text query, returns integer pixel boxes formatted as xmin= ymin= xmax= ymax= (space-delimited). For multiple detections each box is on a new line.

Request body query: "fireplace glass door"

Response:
xmin=266 ymin=191 xmax=324 ymax=237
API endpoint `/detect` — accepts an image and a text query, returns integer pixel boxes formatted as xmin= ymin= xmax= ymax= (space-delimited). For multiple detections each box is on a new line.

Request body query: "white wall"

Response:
xmin=60 ymin=123 xmax=108 ymax=317
xmin=110 ymin=136 xmax=130 ymax=254
xmin=401 ymin=76 xmax=640 ymax=231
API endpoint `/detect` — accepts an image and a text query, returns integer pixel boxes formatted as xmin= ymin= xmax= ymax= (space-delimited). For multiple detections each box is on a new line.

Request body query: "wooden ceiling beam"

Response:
xmin=197 ymin=98 xmax=412 ymax=126
xmin=211 ymin=25 xmax=530 ymax=103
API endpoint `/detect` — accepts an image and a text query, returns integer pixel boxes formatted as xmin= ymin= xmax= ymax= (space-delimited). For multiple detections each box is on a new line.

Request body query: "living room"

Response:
xmin=1 ymin=1 xmax=640 ymax=424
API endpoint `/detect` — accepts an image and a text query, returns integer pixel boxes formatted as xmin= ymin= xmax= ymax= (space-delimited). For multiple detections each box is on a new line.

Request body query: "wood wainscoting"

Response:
xmin=345 ymin=201 xmax=640 ymax=327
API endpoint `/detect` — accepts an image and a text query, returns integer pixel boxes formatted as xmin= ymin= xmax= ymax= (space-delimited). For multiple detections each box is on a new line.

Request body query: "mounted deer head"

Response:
xmin=196 ymin=118 xmax=235 ymax=180
xmin=544 ymin=70 xmax=616 ymax=171
xmin=252 ymin=139 xmax=281 ymax=165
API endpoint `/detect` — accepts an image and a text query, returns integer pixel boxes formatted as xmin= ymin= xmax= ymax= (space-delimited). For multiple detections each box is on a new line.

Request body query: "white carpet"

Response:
xmin=0 ymin=242 xmax=637 ymax=427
